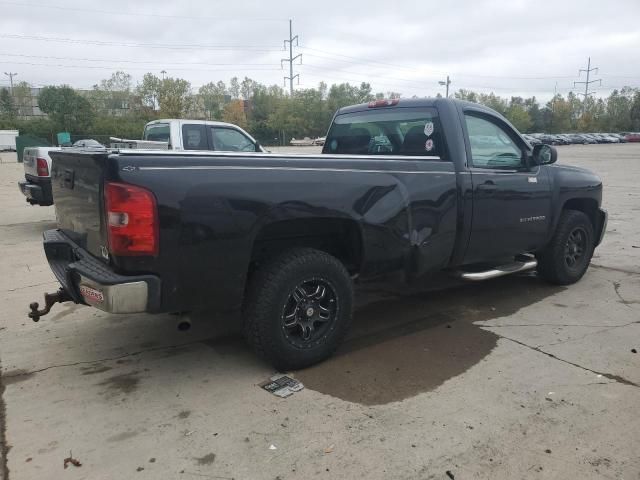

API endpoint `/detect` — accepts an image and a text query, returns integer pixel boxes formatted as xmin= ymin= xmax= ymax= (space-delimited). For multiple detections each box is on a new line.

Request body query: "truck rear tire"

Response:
xmin=536 ymin=210 xmax=595 ymax=285
xmin=243 ymin=248 xmax=353 ymax=370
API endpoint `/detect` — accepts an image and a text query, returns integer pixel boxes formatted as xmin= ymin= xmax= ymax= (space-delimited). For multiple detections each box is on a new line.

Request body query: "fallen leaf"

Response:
xmin=324 ymin=444 xmax=335 ymax=454
xmin=63 ymin=451 xmax=82 ymax=469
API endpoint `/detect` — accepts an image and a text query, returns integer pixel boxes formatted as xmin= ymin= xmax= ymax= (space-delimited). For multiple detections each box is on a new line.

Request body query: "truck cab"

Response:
xmin=142 ymin=119 xmax=265 ymax=152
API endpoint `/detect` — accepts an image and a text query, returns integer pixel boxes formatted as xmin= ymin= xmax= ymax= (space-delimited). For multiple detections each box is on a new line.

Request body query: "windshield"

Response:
xmin=323 ymin=107 xmax=444 ymax=158
xmin=143 ymin=123 xmax=170 ymax=142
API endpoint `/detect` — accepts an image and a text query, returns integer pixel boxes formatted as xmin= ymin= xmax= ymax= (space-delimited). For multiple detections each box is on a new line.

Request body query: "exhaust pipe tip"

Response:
xmin=177 ymin=320 xmax=191 ymax=332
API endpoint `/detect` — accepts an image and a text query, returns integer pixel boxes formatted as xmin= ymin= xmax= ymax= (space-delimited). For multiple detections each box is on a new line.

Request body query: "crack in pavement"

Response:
xmin=4 ymin=281 xmax=58 ymax=293
xmin=591 ymin=263 xmax=640 ymax=276
xmin=542 ymin=319 xmax=640 ymax=347
xmin=0 ymin=356 xmax=10 ymax=480
xmin=483 ymin=323 xmax=630 ymax=328
xmin=494 ymin=333 xmax=639 ymax=388
xmin=612 ymin=281 xmax=639 ymax=307
xmin=1 ymin=339 xmax=207 ymax=380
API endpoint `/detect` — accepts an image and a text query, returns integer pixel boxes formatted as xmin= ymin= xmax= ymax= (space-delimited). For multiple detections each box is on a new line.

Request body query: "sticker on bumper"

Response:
xmin=79 ymin=285 xmax=104 ymax=303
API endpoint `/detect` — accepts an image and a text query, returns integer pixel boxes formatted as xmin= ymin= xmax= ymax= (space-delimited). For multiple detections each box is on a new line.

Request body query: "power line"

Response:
xmin=0 ymin=1 xmax=285 ymax=22
xmin=0 ymin=52 xmax=277 ymax=67
xmin=282 ymin=19 xmax=301 ymax=95
xmin=0 ymin=34 xmax=281 ymax=52
xmin=0 ymin=60 xmax=281 ymax=73
xmin=302 ymin=46 xmax=579 ymax=81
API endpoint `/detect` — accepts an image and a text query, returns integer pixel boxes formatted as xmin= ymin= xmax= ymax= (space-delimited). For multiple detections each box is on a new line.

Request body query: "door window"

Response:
xmin=465 ymin=115 xmax=523 ymax=169
xmin=211 ymin=127 xmax=255 ymax=152
xmin=182 ymin=124 xmax=208 ymax=150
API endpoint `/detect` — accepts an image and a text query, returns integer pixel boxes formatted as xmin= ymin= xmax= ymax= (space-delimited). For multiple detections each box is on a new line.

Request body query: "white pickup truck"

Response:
xmin=19 ymin=119 xmax=264 ymax=206
xmin=18 ymin=146 xmax=60 ymax=206
xmin=112 ymin=119 xmax=265 ymax=152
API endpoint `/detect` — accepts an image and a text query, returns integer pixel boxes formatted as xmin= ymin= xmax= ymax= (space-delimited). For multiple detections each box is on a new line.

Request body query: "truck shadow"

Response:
xmin=294 ymin=273 xmax=565 ymax=405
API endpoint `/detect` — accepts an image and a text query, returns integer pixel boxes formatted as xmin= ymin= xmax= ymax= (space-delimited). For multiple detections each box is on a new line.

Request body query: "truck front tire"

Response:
xmin=537 ymin=210 xmax=595 ymax=285
xmin=243 ymin=248 xmax=353 ymax=370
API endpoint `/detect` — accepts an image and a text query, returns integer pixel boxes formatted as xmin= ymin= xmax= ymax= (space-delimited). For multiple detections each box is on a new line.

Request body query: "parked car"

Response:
xmin=624 ymin=133 xmax=640 ymax=142
xmin=609 ymin=133 xmax=627 ymax=143
xmin=30 ymin=98 xmax=607 ymax=370
xmin=17 ymin=146 xmax=60 ymax=206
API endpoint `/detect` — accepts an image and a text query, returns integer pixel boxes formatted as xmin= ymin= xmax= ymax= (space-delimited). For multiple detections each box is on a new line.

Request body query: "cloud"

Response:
xmin=0 ymin=0 xmax=638 ymax=101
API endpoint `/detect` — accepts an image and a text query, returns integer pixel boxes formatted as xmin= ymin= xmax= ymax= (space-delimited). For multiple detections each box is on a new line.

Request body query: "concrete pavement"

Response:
xmin=1 ymin=145 xmax=639 ymax=479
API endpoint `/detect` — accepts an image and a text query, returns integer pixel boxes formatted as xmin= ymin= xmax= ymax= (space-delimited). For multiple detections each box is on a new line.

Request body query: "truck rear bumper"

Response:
xmin=18 ymin=175 xmax=53 ymax=205
xmin=43 ymin=229 xmax=161 ymax=314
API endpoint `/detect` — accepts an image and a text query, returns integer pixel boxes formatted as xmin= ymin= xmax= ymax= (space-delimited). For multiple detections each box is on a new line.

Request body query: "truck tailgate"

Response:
xmin=50 ymin=150 xmax=108 ymax=260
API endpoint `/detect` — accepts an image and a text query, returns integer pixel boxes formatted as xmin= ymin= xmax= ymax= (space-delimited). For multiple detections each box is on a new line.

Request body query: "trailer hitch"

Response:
xmin=28 ymin=288 xmax=73 ymax=322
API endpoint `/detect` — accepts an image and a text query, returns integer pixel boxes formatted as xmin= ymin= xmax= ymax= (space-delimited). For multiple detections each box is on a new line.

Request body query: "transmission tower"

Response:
xmin=574 ymin=57 xmax=601 ymax=110
xmin=282 ymin=19 xmax=301 ymax=95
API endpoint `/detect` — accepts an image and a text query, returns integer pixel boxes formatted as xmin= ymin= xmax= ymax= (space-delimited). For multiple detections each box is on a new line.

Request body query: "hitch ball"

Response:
xmin=28 ymin=288 xmax=72 ymax=322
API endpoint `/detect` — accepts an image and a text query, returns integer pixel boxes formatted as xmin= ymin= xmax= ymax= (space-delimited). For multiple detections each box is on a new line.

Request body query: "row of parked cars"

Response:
xmin=522 ymin=132 xmax=640 ymax=145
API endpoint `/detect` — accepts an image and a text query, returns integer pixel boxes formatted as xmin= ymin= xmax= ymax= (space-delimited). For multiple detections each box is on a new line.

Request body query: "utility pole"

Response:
xmin=4 ymin=72 xmax=17 ymax=95
xmin=438 ymin=75 xmax=451 ymax=98
xmin=160 ymin=70 xmax=167 ymax=80
xmin=282 ymin=19 xmax=301 ymax=96
xmin=574 ymin=57 xmax=601 ymax=112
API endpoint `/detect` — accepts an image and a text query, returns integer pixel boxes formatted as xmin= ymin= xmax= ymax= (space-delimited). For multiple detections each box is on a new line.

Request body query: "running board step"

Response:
xmin=455 ymin=256 xmax=538 ymax=281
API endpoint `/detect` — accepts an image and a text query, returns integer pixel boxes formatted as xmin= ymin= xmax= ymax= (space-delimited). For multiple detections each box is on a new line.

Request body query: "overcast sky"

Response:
xmin=1 ymin=0 xmax=639 ymax=102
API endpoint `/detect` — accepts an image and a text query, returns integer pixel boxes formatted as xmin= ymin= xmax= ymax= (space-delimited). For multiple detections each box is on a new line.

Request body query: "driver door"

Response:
xmin=463 ymin=112 xmax=552 ymax=264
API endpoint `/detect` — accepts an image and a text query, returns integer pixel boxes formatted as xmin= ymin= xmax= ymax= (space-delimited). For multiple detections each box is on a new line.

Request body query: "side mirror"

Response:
xmin=531 ymin=144 xmax=557 ymax=165
xmin=255 ymin=141 xmax=262 ymax=152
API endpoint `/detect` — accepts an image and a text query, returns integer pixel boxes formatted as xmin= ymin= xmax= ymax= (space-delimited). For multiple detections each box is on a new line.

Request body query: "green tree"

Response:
xmin=506 ymin=103 xmax=532 ymax=132
xmin=91 ymin=71 xmax=133 ymax=115
xmin=229 ymin=77 xmax=241 ymax=99
xmin=0 ymin=88 xmax=16 ymax=119
xmin=38 ymin=85 xmax=95 ymax=133
xmin=240 ymin=77 xmax=259 ymax=100
xmin=12 ymin=81 xmax=32 ymax=117
xmin=326 ymin=82 xmax=374 ymax=116
xmin=135 ymin=73 xmax=161 ymax=111
xmin=198 ymin=81 xmax=228 ymax=120
xmin=222 ymin=99 xmax=247 ymax=128
xmin=630 ymin=92 xmax=640 ymax=131
xmin=454 ymin=89 xmax=478 ymax=103
xmin=157 ymin=77 xmax=193 ymax=117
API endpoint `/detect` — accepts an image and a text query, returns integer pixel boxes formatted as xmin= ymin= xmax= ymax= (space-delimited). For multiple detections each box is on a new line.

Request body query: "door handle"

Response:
xmin=477 ymin=180 xmax=496 ymax=191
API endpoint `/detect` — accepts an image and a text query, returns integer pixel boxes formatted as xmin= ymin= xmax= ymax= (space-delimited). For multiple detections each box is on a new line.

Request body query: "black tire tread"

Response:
xmin=243 ymin=248 xmax=353 ymax=370
xmin=537 ymin=210 xmax=594 ymax=285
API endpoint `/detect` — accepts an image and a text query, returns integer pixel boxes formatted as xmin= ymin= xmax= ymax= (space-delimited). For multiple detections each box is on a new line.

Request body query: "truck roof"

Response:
xmin=336 ymin=97 xmax=498 ymax=116
xmin=146 ymin=119 xmax=246 ymax=128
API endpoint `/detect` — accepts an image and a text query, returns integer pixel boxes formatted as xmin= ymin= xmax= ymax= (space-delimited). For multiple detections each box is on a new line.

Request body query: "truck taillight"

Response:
xmin=104 ymin=182 xmax=158 ymax=256
xmin=36 ymin=157 xmax=49 ymax=176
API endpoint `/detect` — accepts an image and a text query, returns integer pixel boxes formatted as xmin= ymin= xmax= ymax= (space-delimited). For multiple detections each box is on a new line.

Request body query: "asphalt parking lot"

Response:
xmin=1 ymin=144 xmax=639 ymax=480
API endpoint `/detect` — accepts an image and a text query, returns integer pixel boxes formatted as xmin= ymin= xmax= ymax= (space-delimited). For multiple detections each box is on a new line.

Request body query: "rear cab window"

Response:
xmin=182 ymin=124 xmax=208 ymax=150
xmin=143 ymin=123 xmax=170 ymax=142
xmin=323 ymin=107 xmax=446 ymax=159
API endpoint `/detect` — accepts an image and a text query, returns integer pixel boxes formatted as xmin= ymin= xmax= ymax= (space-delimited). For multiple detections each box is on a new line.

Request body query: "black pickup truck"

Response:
xmin=30 ymin=98 xmax=606 ymax=369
